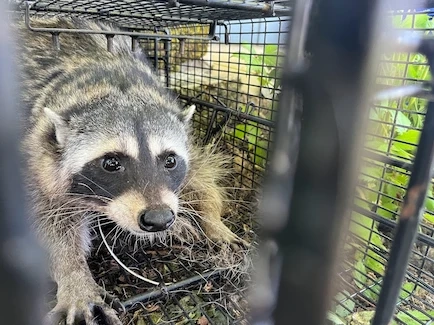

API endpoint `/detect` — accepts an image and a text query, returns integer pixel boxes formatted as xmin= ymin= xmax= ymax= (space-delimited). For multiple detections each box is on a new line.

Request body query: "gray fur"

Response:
xmin=13 ymin=16 xmax=242 ymax=325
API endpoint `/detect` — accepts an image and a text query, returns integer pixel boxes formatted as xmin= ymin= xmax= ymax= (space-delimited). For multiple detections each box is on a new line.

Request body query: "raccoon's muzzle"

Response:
xmin=138 ymin=206 xmax=175 ymax=232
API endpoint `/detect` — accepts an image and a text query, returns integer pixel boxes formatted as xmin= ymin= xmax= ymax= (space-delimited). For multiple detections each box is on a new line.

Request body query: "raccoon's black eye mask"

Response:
xmin=70 ymin=150 xmax=187 ymax=200
xmin=100 ymin=151 xmax=180 ymax=174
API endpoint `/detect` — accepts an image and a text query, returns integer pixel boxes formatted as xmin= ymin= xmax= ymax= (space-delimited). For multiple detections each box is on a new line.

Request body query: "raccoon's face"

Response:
xmin=43 ymin=98 xmax=196 ymax=236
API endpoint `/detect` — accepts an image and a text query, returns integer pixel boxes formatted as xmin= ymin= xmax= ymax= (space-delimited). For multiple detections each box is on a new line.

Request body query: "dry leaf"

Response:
xmin=197 ymin=315 xmax=209 ymax=325
xmin=203 ymin=282 xmax=213 ymax=292
xmin=145 ymin=303 xmax=160 ymax=312
xmin=136 ymin=317 xmax=147 ymax=325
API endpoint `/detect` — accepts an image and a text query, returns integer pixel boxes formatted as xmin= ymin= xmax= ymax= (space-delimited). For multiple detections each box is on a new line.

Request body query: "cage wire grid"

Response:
xmin=9 ymin=0 xmax=292 ymax=29
xmin=328 ymin=8 xmax=434 ymax=325
xmin=5 ymin=0 xmax=434 ymax=324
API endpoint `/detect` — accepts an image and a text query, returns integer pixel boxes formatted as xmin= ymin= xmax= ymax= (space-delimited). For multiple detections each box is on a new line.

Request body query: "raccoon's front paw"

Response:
xmin=206 ymin=220 xmax=250 ymax=251
xmin=44 ymin=284 xmax=124 ymax=325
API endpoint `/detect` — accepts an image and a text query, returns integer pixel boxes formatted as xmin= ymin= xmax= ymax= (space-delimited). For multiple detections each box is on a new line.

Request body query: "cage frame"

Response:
xmin=2 ymin=1 xmax=434 ymax=325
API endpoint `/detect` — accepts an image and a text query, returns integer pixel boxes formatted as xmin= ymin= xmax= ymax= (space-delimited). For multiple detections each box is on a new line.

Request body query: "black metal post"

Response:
xmin=121 ymin=270 xmax=222 ymax=310
xmin=248 ymin=0 xmax=312 ymax=322
xmin=0 ymin=1 xmax=47 ymax=324
xmin=51 ymin=32 xmax=60 ymax=51
xmin=164 ymin=39 xmax=171 ymax=88
xmin=106 ymin=34 xmax=114 ymax=53
xmin=131 ymin=36 xmax=138 ymax=52
xmin=372 ymin=37 xmax=434 ymax=325
xmin=154 ymin=37 xmax=159 ymax=72
xmin=162 ymin=28 xmax=171 ymax=89
xmin=249 ymin=0 xmax=392 ymax=324
xmin=168 ymin=0 xmax=288 ymax=16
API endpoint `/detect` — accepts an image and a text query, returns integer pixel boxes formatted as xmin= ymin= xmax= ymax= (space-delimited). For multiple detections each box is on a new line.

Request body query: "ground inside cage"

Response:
xmin=69 ymin=166 xmax=260 ymax=325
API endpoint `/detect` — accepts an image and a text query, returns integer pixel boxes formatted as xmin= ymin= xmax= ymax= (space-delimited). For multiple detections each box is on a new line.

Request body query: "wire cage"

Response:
xmin=6 ymin=1 xmax=291 ymax=324
xmin=331 ymin=8 xmax=434 ymax=325
xmin=4 ymin=0 xmax=434 ymax=325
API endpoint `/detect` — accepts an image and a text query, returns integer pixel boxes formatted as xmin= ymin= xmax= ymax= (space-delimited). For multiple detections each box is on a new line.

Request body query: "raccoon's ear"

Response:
xmin=43 ymin=107 xmax=69 ymax=146
xmin=178 ymin=104 xmax=196 ymax=124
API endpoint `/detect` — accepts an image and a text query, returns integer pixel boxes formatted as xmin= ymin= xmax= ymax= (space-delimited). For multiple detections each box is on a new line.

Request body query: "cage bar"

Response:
xmin=0 ymin=1 xmax=47 ymax=324
xmin=255 ymin=0 xmax=393 ymax=324
xmin=372 ymin=37 xmax=434 ymax=325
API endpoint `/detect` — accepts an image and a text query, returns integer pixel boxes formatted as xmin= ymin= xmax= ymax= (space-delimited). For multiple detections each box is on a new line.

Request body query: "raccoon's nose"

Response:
xmin=138 ymin=208 xmax=175 ymax=232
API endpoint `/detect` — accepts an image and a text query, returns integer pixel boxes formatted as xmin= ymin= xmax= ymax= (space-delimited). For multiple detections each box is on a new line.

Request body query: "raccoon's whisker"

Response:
xmin=111 ymin=226 xmax=123 ymax=251
xmin=55 ymin=212 xmax=103 ymax=240
xmin=39 ymin=200 xmax=99 ymax=220
xmin=178 ymin=200 xmax=200 ymax=211
xmin=38 ymin=210 xmax=90 ymax=230
xmin=109 ymin=225 xmax=123 ymax=252
xmin=177 ymin=186 xmax=255 ymax=197
xmin=95 ymin=223 xmax=121 ymax=254
xmin=76 ymin=182 xmax=99 ymax=197
xmin=127 ymin=233 xmax=134 ymax=246
xmin=180 ymin=204 xmax=246 ymax=231
xmin=62 ymin=192 xmax=113 ymax=201
xmin=97 ymin=218 xmax=167 ymax=286
xmin=170 ymin=218 xmax=198 ymax=244
xmin=94 ymin=222 xmax=122 ymax=254
xmin=180 ymin=199 xmax=254 ymax=216
xmin=87 ymin=214 xmax=111 ymax=223
xmin=42 ymin=210 xmax=92 ymax=225
xmin=134 ymin=237 xmax=142 ymax=254
xmin=81 ymin=213 xmax=107 ymax=224
xmin=178 ymin=209 xmax=205 ymax=224
xmin=178 ymin=206 xmax=227 ymax=227
xmin=104 ymin=222 xmax=123 ymax=239
xmin=54 ymin=218 xmax=91 ymax=244
xmin=178 ymin=206 xmax=239 ymax=242
xmin=48 ymin=192 xmax=112 ymax=203
xmin=90 ymin=220 xmax=114 ymax=230
xmin=124 ymin=233 xmax=132 ymax=249
xmin=41 ymin=197 xmax=91 ymax=213
xmin=62 ymin=192 xmax=113 ymax=203
xmin=177 ymin=208 xmax=210 ymax=241
xmin=39 ymin=207 xmax=92 ymax=215
xmin=180 ymin=198 xmax=254 ymax=205
xmin=88 ymin=215 xmax=114 ymax=229
xmin=76 ymin=173 xmax=115 ymax=199
xmin=39 ymin=209 xmax=89 ymax=218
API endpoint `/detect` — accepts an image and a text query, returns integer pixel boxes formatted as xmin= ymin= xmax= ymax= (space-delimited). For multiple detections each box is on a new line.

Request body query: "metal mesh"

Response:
xmin=10 ymin=0 xmax=291 ymax=29
xmin=328 ymin=9 xmax=434 ymax=325
xmin=171 ymin=18 xmax=287 ymax=190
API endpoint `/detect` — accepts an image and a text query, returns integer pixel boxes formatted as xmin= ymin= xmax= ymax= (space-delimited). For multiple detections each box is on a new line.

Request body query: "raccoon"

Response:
xmin=12 ymin=17 xmax=243 ymax=325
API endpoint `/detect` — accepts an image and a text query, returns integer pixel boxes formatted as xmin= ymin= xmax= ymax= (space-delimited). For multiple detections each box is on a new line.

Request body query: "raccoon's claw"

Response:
xmin=226 ymin=237 xmax=251 ymax=252
xmin=97 ymin=287 xmax=125 ymax=314
xmin=44 ymin=287 xmax=124 ymax=325
xmin=206 ymin=221 xmax=250 ymax=251
xmin=46 ymin=304 xmax=123 ymax=325
xmin=229 ymin=238 xmax=250 ymax=251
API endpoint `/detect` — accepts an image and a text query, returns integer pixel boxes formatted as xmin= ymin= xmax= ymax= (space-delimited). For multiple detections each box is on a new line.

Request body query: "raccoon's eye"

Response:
xmin=102 ymin=156 xmax=124 ymax=173
xmin=164 ymin=154 xmax=177 ymax=170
